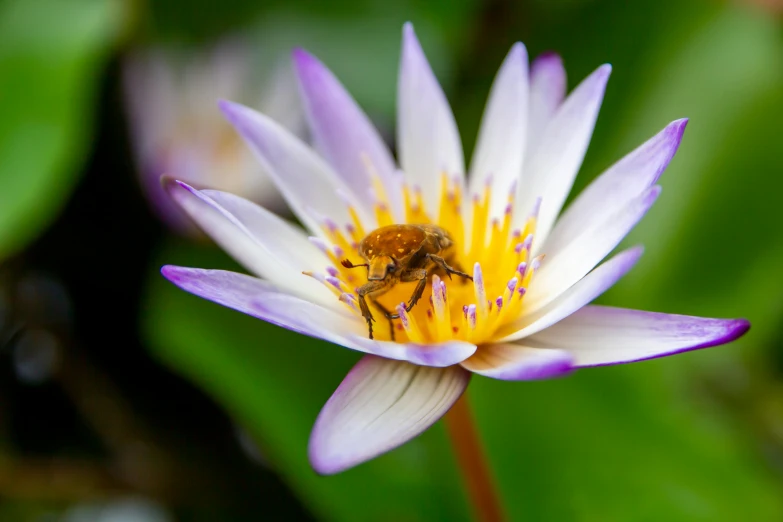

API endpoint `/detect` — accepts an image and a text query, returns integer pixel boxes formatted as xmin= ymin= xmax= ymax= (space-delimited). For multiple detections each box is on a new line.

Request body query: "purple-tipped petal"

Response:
xmin=219 ymin=100 xmax=372 ymax=235
xmin=162 ymin=266 xmax=474 ymax=367
xmin=529 ymin=305 xmax=750 ymax=367
xmin=398 ymin=23 xmax=464 ymax=217
xmin=544 ymin=119 xmax=688 ymax=255
xmin=498 ymin=246 xmax=643 ymax=342
xmin=163 ymin=179 xmax=334 ymax=305
xmin=161 ymin=266 xmax=357 ymax=340
xmin=527 ymin=52 xmax=567 ymax=151
xmin=515 ymin=64 xmax=612 ymax=244
xmin=461 ymin=344 xmax=573 ymax=380
xmin=293 ymin=49 xmax=401 ymax=218
xmin=349 ymin=336 xmax=476 ymax=367
xmin=525 ymin=185 xmax=660 ymax=313
xmin=469 ymin=42 xmax=529 ymax=218
xmin=309 ymin=355 xmax=470 ymax=474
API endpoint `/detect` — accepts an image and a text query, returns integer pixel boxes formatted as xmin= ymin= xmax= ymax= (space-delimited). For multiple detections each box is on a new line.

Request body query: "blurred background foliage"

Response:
xmin=1 ymin=0 xmax=783 ymax=520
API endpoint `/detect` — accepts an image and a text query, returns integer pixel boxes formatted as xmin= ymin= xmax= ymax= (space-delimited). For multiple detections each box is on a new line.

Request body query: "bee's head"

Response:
xmin=367 ymin=255 xmax=396 ymax=280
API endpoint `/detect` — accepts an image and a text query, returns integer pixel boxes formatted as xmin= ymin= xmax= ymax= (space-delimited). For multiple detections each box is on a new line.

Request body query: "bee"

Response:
xmin=342 ymin=224 xmax=472 ymax=340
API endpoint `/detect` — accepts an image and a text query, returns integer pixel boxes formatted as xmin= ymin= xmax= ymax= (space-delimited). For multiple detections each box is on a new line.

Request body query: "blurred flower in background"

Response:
xmin=123 ymin=37 xmax=305 ymax=234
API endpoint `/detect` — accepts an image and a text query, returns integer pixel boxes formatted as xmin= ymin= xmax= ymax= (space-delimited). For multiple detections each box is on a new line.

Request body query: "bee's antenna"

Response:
xmin=341 ymin=259 xmax=368 ymax=269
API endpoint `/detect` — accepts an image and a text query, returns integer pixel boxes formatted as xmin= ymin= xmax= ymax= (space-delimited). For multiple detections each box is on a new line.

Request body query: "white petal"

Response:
xmin=219 ymin=100 xmax=373 ymax=236
xmin=515 ymin=64 xmax=612 ymax=244
xmin=398 ymin=23 xmax=464 ymax=218
xmin=293 ymin=49 xmax=401 ymax=219
xmin=202 ymin=188 xmax=330 ymax=268
xmin=497 ymin=247 xmax=642 ymax=342
xmin=460 ymin=343 xmax=572 ymax=380
xmin=468 ymin=42 xmax=529 ymax=219
xmin=309 ymin=355 xmax=470 ymax=474
xmin=529 ymin=305 xmax=750 ymax=367
xmin=525 ymin=186 xmax=660 ymax=313
xmin=163 ymin=179 xmax=334 ymax=305
xmin=527 ymin=52 xmax=567 ymax=152
xmin=543 ymin=119 xmax=687 ymax=255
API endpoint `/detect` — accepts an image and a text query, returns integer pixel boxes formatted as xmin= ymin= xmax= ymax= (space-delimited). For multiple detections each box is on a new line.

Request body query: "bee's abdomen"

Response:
xmin=360 ymin=224 xmax=427 ymax=258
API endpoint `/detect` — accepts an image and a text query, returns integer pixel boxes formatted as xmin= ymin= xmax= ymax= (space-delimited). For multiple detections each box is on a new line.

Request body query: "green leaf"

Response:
xmin=0 ymin=0 xmax=122 ymax=259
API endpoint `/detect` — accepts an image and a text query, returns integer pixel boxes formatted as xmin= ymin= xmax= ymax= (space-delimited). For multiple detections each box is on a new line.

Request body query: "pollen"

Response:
xmin=308 ymin=170 xmax=544 ymax=346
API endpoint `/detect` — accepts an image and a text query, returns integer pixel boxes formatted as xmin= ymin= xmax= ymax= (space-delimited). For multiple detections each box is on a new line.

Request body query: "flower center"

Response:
xmin=306 ymin=173 xmax=544 ymax=345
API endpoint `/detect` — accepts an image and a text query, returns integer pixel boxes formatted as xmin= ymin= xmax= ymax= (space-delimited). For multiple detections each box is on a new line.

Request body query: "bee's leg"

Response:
xmin=370 ymin=298 xmax=397 ymax=342
xmin=387 ymin=268 xmax=428 ymax=320
xmin=426 ymin=254 xmax=473 ymax=281
xmin=401 ymin=269 xmax=428 ymax=312
xmin=356 ymin=293 xmax=375 ymax=339
xmin=356 ymin=280 xmax=390 ymax=339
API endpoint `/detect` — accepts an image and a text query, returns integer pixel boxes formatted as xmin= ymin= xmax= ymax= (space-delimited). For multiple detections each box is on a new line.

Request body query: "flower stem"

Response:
xmin=444 ymin=393 xmax=506 ymax=522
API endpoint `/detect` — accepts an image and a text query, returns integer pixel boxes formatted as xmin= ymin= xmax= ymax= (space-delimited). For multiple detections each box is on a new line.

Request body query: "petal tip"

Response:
xmin=591 ymin=64 xmax=612 ymax=87
xmin=217 ymin=98 xmax=247 ymax=123
xmin=291 ymin=47 xmax=318 ymax=72
xmin=160 ymin=264 xmax=183 ymax=284
xmin=725 ymin=318 xmax=751 ymax=343
xmin=667 ymin=118 xmax=689 ymax=141
xmin=645 ymin=184 xmax=662 ymax=204
xmin=535 ymin=50 xmax=562 ymax=63
xmin=291 ymin=46 xmax=309 ymax=60
xmin=402 ymin=22 xmax=422 ymax=53
xmin=164 ymin=178 xmax=199 ymax=199
xmin=307 ymin=439 xmax=343 ymax=476
xmin=530 ymin=51 xmax=564 ymax=75
xmin=626 ymin=244 xmax=645 ymax=260
xmin=509 ymin=41 xmax=528 ymax=59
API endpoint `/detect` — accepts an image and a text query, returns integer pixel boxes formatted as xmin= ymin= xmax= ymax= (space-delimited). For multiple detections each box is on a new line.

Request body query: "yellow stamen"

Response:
xmin=431 ymin=275 xmax=452 ymax=342
xmin=398 ymin=303 xmax=427 ymax=343
xmin=311 ymin=172 xmax=546 ymax=346
xmin=347 ymin=206 xmax=366 ymax=242
xmin=468 ymin=185 xmax=491 ymax=261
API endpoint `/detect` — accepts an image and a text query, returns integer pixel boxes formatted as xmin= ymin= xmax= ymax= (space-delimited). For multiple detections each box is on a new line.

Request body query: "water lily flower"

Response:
xmin=161 ymin=23 xmax=749 ymax=475
xmin=124 ymin=38 xmax=305 ymax=234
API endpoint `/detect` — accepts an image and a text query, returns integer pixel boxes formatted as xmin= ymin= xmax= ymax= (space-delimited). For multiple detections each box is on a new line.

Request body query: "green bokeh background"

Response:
xmin=3 ymin=0 xmax=783 ymax=520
